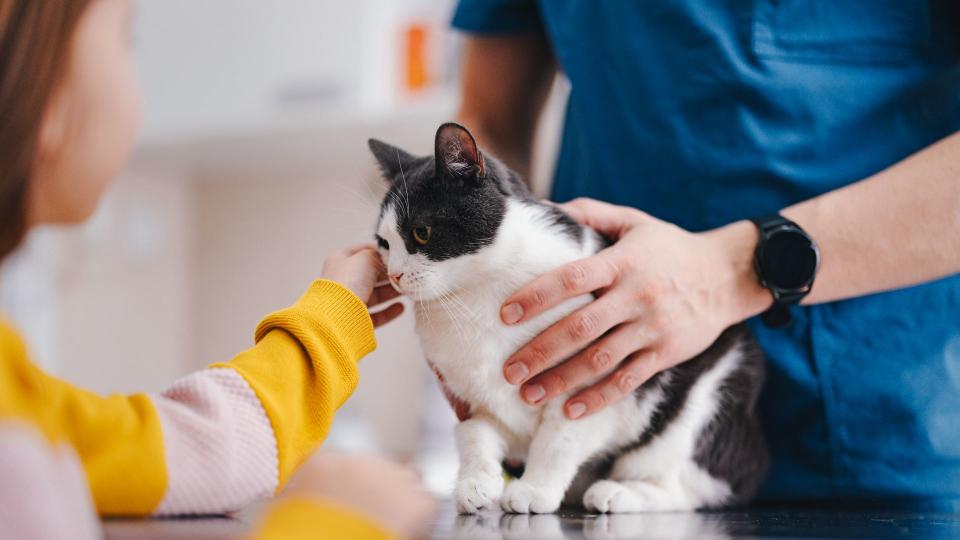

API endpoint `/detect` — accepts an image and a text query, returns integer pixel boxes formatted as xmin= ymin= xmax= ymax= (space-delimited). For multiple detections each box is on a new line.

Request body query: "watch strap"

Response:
xmin=751 ymin=214 xmax=792 ymax=234
xmin=761 ymin=303 xmax=792 ymax=328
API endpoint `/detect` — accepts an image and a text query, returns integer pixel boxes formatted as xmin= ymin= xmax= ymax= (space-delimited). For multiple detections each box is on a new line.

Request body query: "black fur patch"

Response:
xmin=576 ymin=325 xmax=768 ymax=507
xmin=374 ymin=152 xmax=507 ymax=262
xmin=630 ymin=326 xmax=748 ymax=449
xmin=370 ymin=124 xmax=583 ymax=262
xmin=693 ymin=332 xmax=768 ymax=505
xmin=541 ymin=203 xmax=584 ymax=245
xmin=369 ymin=138 xmax=417 ymax=180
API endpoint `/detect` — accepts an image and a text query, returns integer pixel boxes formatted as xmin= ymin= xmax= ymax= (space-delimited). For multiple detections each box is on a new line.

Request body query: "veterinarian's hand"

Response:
xmin=282 ymin=452 xmax=436 ymax=539
xmin=323 ymin=244 xmax=405 ymax=327
xmin=499 ymin=198 xmax=771 ymax=419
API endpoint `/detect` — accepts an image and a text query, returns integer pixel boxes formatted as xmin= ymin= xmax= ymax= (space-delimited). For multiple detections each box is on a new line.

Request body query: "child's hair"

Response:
xmin=0 ymin=1 xmax=92 ymax=261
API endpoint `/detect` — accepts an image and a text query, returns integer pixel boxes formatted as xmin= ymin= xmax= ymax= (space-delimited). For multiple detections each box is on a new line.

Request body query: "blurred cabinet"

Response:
xmin=136 ymin=0 xmax=458 ymax=145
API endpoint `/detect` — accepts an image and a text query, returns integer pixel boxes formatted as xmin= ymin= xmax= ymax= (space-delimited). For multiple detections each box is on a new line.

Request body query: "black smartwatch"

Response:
xmin=751 ymin=214 xmax=820 ymax=328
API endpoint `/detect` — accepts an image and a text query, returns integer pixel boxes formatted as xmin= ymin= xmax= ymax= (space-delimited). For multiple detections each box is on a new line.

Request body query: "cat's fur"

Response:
xmin=370 ymin=123 xmax=768 ymax=514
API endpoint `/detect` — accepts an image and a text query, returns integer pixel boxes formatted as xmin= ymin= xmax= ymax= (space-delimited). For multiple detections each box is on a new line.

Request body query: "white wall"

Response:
xmin=57 ymin=171 xmax=197 ymax=393
xmin=0 ymin=1 xmax=564 ymax=467
xmin=0 ymin=170 xmax=196 ymax=394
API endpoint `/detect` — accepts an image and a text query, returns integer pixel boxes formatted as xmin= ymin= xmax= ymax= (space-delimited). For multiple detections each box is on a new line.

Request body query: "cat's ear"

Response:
xmin=368 ymin=138 xmax=417 ymax=181
xmin=435 ymin=122 xmax=485 ymax=181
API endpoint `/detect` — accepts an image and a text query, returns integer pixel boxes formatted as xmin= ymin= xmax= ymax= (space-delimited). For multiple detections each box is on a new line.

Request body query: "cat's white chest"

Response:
xmin=407 ymin=200 xmax=600 ymax=442
xmin=415 ymin=292 xmax=538 ymax=435
xmin=415 ymin=288 xmax=592 ymax=440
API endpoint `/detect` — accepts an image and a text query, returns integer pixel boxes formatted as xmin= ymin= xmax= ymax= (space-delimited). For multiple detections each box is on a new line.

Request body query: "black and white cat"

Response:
xmin=370 ymin=123 xmax=768 ymax=514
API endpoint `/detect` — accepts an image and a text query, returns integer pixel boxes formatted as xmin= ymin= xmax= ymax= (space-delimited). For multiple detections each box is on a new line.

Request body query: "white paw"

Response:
xmin=583 ymin=480 xmax=642 ymax=513
xmin=455 ymin=471 xmax=504 ymax=514
xmin=500 ymin=480 xmax=563 ymax=514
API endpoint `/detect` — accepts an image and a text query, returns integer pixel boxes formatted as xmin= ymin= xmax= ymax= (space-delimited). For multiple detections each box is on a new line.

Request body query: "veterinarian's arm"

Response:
xmin=497 ymin=130 xmax=960 ymax=419
xmin=778 ymin=131 xmax=960 ymax=303
xmin=457 ymin=34 xmax=556 ymax=179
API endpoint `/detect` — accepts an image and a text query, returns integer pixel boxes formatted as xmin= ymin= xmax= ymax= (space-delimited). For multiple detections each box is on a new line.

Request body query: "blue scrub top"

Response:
xmin=453 ymin=0 xmax=960 ymax=508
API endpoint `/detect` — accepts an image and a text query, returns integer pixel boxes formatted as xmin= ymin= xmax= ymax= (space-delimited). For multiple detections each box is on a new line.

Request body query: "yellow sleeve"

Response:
xmin=250 ymin=498 xmax=395 ymax=540
xmin=0 ymin=322 xmax=166 ymax=515
xmin=0 ymin=279 xmax=375 ymax=516
xmin=212 ymin=279 xmax=377 ymax=491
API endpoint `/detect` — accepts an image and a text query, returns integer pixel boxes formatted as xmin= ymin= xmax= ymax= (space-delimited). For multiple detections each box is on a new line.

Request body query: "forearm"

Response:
xmin=0 ymin=280 xmax=375 ymax=517
xmin=503 ymin=131 xmax=959 ymax=414
xmin=457 ymin=34 xmax=555 ymax=178
xmin=710 ymin=131 xmax=960 ymax=320
xmin=212 ymin=280 xmax=376 ymax=492
xmin=151 ymin=279 xmax=378 ymax=515
xmin=784 ymin=131 xmax=960 ymax=304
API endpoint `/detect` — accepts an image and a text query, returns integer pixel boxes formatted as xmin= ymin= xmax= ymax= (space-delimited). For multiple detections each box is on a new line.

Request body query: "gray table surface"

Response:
xmin=103 ymin=500 xmax=960 ymax=539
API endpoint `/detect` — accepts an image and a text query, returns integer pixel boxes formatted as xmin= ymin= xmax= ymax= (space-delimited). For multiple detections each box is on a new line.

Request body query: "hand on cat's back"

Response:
xmin=499 ymin=198 xmax=772 ymax=420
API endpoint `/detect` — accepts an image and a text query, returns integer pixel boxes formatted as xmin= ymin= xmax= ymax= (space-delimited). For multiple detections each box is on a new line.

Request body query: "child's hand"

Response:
xmin=323 ymin=245 xmax=405 ymax=327
xmin=283 ymin=452 xmax=436 ymax=539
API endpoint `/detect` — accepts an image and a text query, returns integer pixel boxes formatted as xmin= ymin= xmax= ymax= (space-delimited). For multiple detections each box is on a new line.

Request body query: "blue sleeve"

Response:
xmin=451 ymin=0 xmax=543 ymax=35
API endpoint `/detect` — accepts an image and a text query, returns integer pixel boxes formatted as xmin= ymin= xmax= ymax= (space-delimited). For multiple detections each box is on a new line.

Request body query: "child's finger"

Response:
xmin=344 ymin=243 xmax=376 ymax=256
xmin=370 ymin=302 xmax=405 ymax=327
xmin=369 ymin=283 xmax=402 ymax=307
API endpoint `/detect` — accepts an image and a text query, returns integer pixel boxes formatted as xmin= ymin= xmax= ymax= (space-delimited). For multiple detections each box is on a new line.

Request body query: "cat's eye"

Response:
xmin=412 ymin=226 xmax=432 ymax=246
xmin=376 ymin=235 xmax=389 ymax=250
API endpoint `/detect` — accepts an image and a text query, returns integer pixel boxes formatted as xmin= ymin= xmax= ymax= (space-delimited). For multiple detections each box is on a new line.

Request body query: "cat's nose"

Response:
xmin=388 ymin=272 xmax=404 ymax=285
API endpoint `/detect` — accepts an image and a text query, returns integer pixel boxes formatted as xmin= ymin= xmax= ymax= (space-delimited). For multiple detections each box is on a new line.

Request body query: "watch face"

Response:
xmin=760 ymin=227 xmax=818 ymax=290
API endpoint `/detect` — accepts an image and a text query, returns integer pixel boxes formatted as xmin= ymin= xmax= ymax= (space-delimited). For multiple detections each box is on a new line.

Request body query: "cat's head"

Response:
xmin=369 ymin=123 xmax=523 ymax=301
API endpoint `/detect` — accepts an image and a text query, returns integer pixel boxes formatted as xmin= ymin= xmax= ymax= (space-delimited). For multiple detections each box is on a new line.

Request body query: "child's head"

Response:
xmin=0 ymin=0 xmax=140 ymax=260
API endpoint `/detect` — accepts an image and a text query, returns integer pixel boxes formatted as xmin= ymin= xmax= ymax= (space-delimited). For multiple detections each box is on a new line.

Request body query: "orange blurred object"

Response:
xmin=404 ymin=23 xmax=431 ymax=92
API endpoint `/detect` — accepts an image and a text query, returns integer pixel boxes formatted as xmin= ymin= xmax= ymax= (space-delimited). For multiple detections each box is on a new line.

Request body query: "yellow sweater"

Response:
xmin=0 ymin=279 xmax=393 ymax=539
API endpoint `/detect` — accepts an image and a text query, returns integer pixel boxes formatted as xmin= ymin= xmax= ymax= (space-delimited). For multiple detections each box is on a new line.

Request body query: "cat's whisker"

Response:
xmin=444 ymin=287 xmax=477 ymax=314
xmin=387 ymin=191 xmax=405 ymax=216
xmin=443 ymin=297 xmax=473 ymax=342
xmin=433 ymin=280 xmax=478 ymax=317
xmin=324 ymin=206 xmax=377 ymax=217
xmin=417 ymin=272 xmax=470 ymax=340
xmin=416 ymin=287 xmax=437 ymax=334
xmin=396 ymin=150 xmax=412 ymax=219
xmin=320 ymin=200 xmax=374 ymax=214
xmin=432 ymin=284 xmax=479 ymax=341
xmin=330 ymin=182 xmax=379 ymax=212
xmin=344 ymin=166 xmax=388 ymax=204
xmin=325 ymin=222 xmax=375 ymax=233
xmin=438 ymin=289 xmax=473 ymax=330
xmin=440 ymin=288 xmax=479 ymax=325
xmin=435 ymin=294 xmax=469 ymax=343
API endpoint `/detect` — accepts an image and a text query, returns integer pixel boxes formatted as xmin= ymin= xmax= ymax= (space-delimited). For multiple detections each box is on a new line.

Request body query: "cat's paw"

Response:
xmin=583 ymin=480 xmax=643 ymax=513
xmin=500 ymin=480 xmax=562 ymax=514
xmin=455 ymin=471 xmax=504 ymax=514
